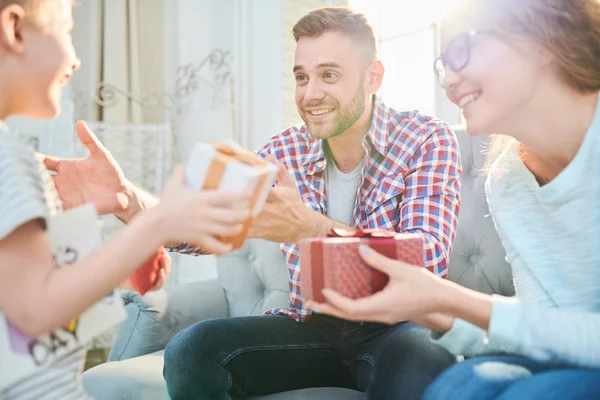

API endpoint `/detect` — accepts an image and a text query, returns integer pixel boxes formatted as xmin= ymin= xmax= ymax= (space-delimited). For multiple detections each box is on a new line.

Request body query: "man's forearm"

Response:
xmin=298 ymin=211 xmax=352 ymax=242
xmin=115 ymin=183 xmax=160 ymax=224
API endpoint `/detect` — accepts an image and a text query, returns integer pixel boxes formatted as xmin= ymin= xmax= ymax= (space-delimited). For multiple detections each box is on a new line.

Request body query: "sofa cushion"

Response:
xmin=83 ymin=351 xmax=364 ymax=400
xmin=218 ymin=239 xmax=291 ymax=317
xmin=251 ymin=388 xmax=364 ymax=400
xmin=447 ymin=127 xmax=514 ymax=296
xmin=82 ymin=351 xmax=169 ymax=400
xmin=108 ymin=279 xmax=228 ymax=362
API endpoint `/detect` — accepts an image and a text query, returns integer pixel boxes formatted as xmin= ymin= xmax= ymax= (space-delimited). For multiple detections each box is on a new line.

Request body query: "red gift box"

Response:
xmin=299 ymin=229 xmax=424 ymax=303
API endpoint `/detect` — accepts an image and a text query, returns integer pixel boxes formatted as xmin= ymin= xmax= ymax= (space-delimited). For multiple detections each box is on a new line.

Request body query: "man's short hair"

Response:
xmin=293 ymin=7 xmax=378 ymax=63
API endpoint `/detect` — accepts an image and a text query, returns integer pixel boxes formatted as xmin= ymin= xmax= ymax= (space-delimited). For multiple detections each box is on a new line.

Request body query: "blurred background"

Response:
xmin=6 ymin=0 xmax=464 ymax=286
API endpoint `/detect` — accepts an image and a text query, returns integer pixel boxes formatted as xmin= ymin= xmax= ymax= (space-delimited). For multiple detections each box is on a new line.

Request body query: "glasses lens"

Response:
xmin=446 ymin=34 xmax=470 ymax=72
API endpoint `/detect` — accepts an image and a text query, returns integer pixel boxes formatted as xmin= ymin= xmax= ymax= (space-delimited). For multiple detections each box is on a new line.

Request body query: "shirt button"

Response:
xmin=377 ymin=195 xmax=383 ymax=202
xmin=317 ymin=161 xmax=324 ymax=168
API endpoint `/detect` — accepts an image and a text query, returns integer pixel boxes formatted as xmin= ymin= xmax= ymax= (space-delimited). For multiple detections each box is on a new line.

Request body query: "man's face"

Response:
xmin=294 ymin=31 xmax=370 ymax=140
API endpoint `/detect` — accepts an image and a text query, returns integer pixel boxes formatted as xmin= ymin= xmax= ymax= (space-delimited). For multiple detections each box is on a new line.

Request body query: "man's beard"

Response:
xmin=303 ymin=79 xmax=367 ymax=140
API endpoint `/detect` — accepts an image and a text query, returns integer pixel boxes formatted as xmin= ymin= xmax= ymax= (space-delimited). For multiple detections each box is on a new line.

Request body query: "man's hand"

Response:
xmin=40 ymin=121 xmax=132 ymax=216
xmin=249 ymin=155 xmax=336 ymax=244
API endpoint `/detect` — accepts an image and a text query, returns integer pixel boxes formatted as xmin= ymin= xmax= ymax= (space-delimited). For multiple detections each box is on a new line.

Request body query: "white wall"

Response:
xmin=349 ymin=0 xmax=461 ymax=124
xmin=5 ymin=86 xmax=75 ymax=158
xmin=234 ymin=0 xmax=285 ymax=151
xmin=163 ymin=0 xmax=288 ymax=283
xmin=164 ymin=0 xmax=285 ymax=157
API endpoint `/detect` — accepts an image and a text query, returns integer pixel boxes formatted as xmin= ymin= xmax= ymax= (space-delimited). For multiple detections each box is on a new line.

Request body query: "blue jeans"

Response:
xmin=424 ymin=355 xmax=600 ymax=400
xmin=163 ymin=314 xmax=455 ymax=399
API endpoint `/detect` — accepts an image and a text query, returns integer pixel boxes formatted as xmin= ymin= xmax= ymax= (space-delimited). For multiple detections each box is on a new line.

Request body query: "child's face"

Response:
xmin=2 ymin=0 xmax=79 ymax=119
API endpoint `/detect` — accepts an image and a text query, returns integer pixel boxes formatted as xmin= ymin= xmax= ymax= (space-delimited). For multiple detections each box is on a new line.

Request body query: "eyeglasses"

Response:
xmin=434 ymin=30 xmax=493 ymax=86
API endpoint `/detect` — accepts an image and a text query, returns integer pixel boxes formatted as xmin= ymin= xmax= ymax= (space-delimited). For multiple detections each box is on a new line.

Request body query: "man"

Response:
xmin=45 ymin=7 xmax=461 ymax=399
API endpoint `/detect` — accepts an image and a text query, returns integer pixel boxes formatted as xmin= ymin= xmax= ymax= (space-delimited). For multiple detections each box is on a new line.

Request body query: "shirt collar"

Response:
xmin=303 ymin=138 xmax=326 ymax=176
xmin=364 ymin=95 xmax=390 ymax=157
xmin=303 ymin=96 xmax=390 ymax=175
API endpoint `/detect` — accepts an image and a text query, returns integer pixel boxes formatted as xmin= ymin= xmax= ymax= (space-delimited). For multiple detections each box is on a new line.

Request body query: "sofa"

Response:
xmin=81 ymin=126 xmax=515 ymax=399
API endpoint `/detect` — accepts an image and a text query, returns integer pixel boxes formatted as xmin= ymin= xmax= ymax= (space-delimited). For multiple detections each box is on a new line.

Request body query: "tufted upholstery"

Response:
xmin=448 ymin=129 xmax=515 ymax=297
xmin=216 ymin=239 xmax=290 ymax=318
xmin=82 ymin=126 xmax=514 ymax=400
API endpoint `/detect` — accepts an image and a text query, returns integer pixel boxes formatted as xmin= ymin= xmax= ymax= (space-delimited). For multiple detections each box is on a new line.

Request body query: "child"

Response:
xmin=0 ymin=0 xmax=250 ymax=398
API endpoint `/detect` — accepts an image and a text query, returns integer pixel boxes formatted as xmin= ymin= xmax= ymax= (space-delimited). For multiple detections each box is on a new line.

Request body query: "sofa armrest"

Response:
xmin=108 ymin=279 xmax=228 ymax=362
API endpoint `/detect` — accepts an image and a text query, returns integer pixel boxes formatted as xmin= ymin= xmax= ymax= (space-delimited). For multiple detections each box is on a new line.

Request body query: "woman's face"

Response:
xmin=438 ymin=19 xmax=548 ymax=136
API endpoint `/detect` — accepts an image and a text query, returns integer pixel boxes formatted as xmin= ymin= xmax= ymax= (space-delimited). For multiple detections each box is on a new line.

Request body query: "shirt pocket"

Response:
xmin=363 ymin=175 xmax=405 ymax=216
xmin=300 ymin=187 xmax=325 ymax=213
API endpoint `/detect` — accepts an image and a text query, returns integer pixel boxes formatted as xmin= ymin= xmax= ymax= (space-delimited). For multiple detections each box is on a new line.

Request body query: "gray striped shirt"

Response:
xmin=0 ymin=127 xmax=90 ymax=399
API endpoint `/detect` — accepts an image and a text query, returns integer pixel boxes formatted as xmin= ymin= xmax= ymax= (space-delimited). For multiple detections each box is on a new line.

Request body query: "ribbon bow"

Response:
xmin=208 ymin=141 xmax=266 ymax=168
xmin=327 ymin=228 xmax=397 ymax=239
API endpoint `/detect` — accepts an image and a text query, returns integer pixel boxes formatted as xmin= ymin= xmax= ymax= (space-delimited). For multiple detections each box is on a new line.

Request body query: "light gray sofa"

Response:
xmin=82 ymin=127 xmax=515 ymax=399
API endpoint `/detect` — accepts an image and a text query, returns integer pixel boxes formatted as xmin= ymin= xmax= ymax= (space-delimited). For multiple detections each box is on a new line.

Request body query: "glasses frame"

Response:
xmin=434 ymin=30 xmax=493 ymax=86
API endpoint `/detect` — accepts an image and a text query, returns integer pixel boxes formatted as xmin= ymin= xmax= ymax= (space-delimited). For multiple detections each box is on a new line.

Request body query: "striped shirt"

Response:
xmin=173 ymin=97 xmax=462 ymax=322
xmin=0 ymin=127 xmax=90 ymax=399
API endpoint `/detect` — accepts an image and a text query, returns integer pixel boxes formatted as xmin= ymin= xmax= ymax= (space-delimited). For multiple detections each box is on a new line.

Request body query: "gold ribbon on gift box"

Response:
xmin=202 ymin=141 xmax=273 ymax=250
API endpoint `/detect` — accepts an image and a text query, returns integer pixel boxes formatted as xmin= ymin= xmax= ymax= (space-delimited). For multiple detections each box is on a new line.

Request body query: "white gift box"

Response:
xmin=185 ymin=141 xmax=278 ymax=249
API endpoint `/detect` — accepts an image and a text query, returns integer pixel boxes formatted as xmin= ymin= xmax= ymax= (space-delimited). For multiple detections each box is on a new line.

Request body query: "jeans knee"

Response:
xmin=424 ymin=359 xmax=532 ymax=400
xmin=163 ymin=331 xmax=188 ymax=381
xmin=163 ymin=320 xmax=227 ymax=399
xmin=364 ymin=325 xmax=455 ymax=400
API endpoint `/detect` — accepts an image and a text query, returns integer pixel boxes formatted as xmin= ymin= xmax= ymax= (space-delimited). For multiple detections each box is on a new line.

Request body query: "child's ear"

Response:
xmin=0 ymin=5 xmax=26 ymax=54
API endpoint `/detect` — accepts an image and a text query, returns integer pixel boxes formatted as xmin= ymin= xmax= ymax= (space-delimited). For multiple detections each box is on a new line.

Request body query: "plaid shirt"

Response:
xmin=173 ymin=97 xmax=462 ymax=322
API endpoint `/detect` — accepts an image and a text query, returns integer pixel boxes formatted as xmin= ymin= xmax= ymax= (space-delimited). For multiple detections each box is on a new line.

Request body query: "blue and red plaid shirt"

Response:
xmin=173 ymin=97 xmax=461 ymax=322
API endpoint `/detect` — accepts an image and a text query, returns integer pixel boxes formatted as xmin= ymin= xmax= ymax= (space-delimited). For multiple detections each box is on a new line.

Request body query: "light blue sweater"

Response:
xmin=433 ymin=96 xmax=600 ymax=368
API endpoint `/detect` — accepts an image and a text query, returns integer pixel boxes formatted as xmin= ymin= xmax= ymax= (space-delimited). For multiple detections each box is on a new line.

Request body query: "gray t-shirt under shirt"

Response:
xmin=325 ymin=156 xmax=364 ymax=226
xmin=0 ymin=127 xmax=89 ymax=399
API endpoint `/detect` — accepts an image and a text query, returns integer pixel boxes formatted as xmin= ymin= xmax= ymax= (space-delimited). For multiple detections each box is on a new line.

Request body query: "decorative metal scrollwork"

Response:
xmin=93 ymin=82 xmax=176 ymax=115
xmin=175 ymin=49 xmax=231 ymax=99
xmin=75 ymin=48 xmax=232 ymax=122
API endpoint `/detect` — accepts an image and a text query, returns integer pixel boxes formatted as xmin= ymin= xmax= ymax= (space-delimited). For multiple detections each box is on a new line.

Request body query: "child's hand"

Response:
xmin=152 ymin=164 xmax=252 ymax=254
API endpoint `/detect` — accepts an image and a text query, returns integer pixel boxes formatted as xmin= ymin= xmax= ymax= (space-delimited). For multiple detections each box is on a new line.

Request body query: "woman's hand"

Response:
xmin=305 ymin=245 xmax=454 ymax=326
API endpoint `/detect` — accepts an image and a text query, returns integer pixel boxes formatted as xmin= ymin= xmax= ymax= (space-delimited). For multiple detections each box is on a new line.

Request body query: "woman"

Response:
xmin=306 ymin=0 xmax=600 ymax=398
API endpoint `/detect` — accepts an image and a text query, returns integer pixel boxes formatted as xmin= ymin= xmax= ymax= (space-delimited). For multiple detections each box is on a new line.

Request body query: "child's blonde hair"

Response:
xmin=0 ymin=0 xmax=75 ymax=27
